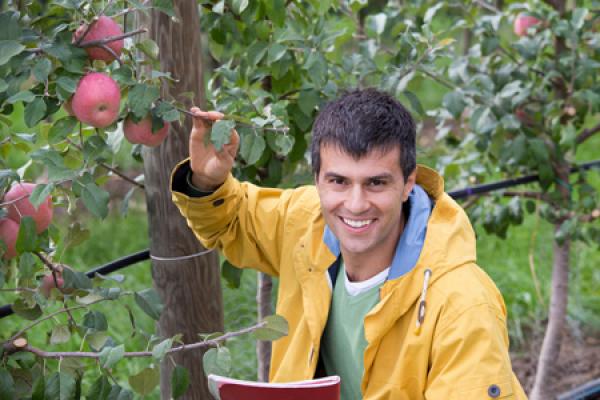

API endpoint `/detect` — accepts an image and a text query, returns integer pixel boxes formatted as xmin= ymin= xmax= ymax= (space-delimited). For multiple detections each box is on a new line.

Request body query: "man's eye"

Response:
xmin=329 ymin=178 xmax=345 ymax=185
xmin=369 ymin=179 xmax=385 ymax=186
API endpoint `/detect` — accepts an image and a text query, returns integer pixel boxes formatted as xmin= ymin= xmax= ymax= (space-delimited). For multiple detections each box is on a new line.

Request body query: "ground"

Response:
xmin=511 ymin=327 xmax=600 ymax=397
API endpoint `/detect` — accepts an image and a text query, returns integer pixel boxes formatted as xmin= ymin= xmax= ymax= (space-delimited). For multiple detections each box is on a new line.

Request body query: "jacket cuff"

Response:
xmin=171 ymin=159 xmax=221 ymax=198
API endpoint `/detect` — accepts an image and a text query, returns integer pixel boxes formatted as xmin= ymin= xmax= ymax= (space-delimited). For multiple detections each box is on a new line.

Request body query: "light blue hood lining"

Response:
xmin=323 ymin=184 xmax=432 ymax=281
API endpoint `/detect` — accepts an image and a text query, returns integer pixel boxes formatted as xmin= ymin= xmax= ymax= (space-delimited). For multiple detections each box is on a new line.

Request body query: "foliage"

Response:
xmin=0 ymin=1 xmax=287 ymax=398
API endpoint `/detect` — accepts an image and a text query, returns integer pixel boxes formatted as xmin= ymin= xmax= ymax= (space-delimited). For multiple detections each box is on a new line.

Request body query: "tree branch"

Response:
xmin=502 ymin=190 xmax=550 ymax=202
xmin=5 ymin=320 xmax=267 ymax=359
xmin=576 ymin=122 xmax=600 ymax=144
xmin=98 ymin=43 xmax=124 ymax=66
xmin=66 ymin=139 xmax=145 ymax=189
xmin=77 ymin=28 xmax=147 ymax=48
xmin=10 ymin=296 xmax=111 ymax=341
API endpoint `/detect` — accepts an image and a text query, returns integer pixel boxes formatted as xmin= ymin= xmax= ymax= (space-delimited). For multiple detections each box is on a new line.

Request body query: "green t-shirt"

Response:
xmin=321 ymin=265 xmax=387 ymax=400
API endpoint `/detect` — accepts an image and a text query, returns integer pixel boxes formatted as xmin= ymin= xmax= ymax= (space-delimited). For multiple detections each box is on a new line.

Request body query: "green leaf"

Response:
xmin=87 ymin=375 xmax=111 ymax=400
xmin=83 ymin=310 xmax=109 ymax=332
xmin=424 ymin=3 xmax=443 ymax=24
xmin=33 ymin=58 xmax=53 ymax=82
xmin=153 ymin=101 xmax=179 ymax=122
xmin=221 ymin=260 xmax=242 ymax=289
xmin=153 ymin=0 xmax=177 ymax=19
xmin=304 ymin=51 xmax=327 ymax=86
xmin=202 ymin=347 xmax=231 ymax=376
xmin=0 ymin=12 xmax=22 ymax=40
xmin=24 ymin=97 xmax=47 ymax=128
xmin=0 ymin=40 xmax=25 ymax=66
xmin=210 ymin=119 xmax=236 ymax=151
xmin=86 ymin=332 xmax=109 ymax=351
xmin=442 ymin=91 xmax=466 ymax=118
xmin=152 ymin=338 xmax=173 ymax=361
xmin=7 ymin=91 xmax=35 ymax=104
xmin=0 ymin=368 xmax=15 ymax=400
xmin=12 ymin=299 xmax=42 ymax=320
xmin=0 ymin=79 xmax=7 ymax=92
xmin=49 ymin=117 xmax=78 ymax=144
xmin=297 ymin=90 xmax=319 ymax=116
xmin=240 ymin=134 xmax=265 ymax=165
xmin=402 ymin=91 xmax=424 ymax=116
xmin=56 ymin=76 xmax=79 ymax=94
xmin=16 ymin=217 xmax=37 ymax=253
xmin=267 ymin=43 xmax=287 ymax=63
xmin=254 ymin=314 xmax=289 ymax=341
xmin=62 ymin=267 xmax=93 ymax=290
xmin=45 ymin=372 xmax=76 ymax=400
xmin=137 ymin=39 xmax=160 ymax=60
xmin=246 ymin=41 xmax=268 ymax=65
xmin=571 ymin=8 xmax=588 ymax=30
xmin=128 ymin=367 xmax=159 ymax=396
xmin=275 ymin=134 xmax=294 ymax=155
xmin=50 ymin=325 xmax=71 ymax=344
xmin=99 ymin=345 xmax=125 ymax=369
xmin=31 ymin=149 xmax=77 ymax=181
xmin=80 ymin=182 xmax=110 ymax=219
xmin=231 ymin=0 xmax=249 ymax=14
xmin=135 ymin=288 xmax=164 ymax=320
xmin=128 ymin=84 xmax=160 ymax=119
xmin=366 ymin=13 xmax=386 ymax=36
xmin=29 ymin=183 xmax=53 ymax=210
xmin=171 ymin=365 xmax=190 ymax=399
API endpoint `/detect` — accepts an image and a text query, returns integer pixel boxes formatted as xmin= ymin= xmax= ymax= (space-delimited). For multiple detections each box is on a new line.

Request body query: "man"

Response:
xmin=170 ymin=89 xmax=527 ymax=399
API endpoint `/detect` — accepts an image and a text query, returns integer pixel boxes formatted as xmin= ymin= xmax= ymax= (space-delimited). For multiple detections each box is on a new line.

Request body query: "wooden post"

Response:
xmin=143 ymin=2 xmax=224 ymax=398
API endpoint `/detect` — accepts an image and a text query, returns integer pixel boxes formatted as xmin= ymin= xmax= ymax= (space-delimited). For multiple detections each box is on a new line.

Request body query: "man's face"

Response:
xmin=316 ymin=144 xmax=416 ymax=266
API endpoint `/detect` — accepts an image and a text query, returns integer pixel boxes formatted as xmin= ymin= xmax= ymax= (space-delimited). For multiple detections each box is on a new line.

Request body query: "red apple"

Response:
xmin=40 ymin=273 xmax=65 ymax=298
xmin=73 ymin=16 xmax=124 ymax=63
xmin=0 ymin=218 xmax=19 ymax=260
xmin=5 ymin=182 xmax=53 ymax=233
xmin=123 ymin=115 xmax=170 ymax=147
xmin=71 ymin=72 xmax=121 ymax=128
xmin=514 ymin=14 xmax=540 ymax=37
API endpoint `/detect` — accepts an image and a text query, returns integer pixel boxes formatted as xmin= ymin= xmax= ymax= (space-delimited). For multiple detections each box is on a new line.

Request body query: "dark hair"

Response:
xmin=311 ymin=88 xmax=416 ymax=180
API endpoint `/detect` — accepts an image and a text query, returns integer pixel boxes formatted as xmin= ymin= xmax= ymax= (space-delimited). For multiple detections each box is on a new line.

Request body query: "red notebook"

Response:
xmin=207 ymin=374 xmax=341 ymax=400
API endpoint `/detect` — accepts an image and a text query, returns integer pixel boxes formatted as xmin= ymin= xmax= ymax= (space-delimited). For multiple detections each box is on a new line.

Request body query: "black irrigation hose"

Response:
xmin=448 ymin=159 xmax=600 ymax=199
xmin=1 ymin=160 xmax=599 ymax=320
xmin=557 ymin=378 xmax=600 ymax=400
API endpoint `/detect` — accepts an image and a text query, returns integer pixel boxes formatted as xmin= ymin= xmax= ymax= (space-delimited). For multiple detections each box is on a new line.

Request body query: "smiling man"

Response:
xmin=170 ymin=89 xmax=527 ymax=399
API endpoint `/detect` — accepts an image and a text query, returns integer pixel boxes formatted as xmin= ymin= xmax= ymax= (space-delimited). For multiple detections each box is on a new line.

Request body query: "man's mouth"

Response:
xmin=341 ymin=217 xmax=374 ymax=229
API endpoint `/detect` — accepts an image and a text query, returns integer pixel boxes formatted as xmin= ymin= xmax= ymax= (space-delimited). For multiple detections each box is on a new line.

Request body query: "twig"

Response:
xmin=0 ymin=287 xmax=37 ymax=293
xmin=461 ymin=194 xmax=481 ymax=210
xmin=502 ymin=190 xmax=550 ymax=202
xmin=33 ymin=252 xmax=77 ymax=327
xmin=77 ymin=28 xmax=147 ymax=48
xmin=176 ymin=107 xmax=290 ymax=134
xmin=10 ymin=296 xmax=110 ymax=341
xmin=579 ymin=209 xmax=600 ymax=223
xmin=5 ymin=320 xmax=268 ymax=359
xmin=74 ymin=17 xmax=98 ymax=46
xmin=473 ymin=0 xmax=500 ymax=13
xmin=0 ymin=193 xmax=28 ymax=208
xmin=576 ymin=122 xmax=600 ymax=144
xmin=99 ymin=0 xmax=116 ymax=16
xmin=67 ymin=138 xmax=145 ymax=189
xmin=98 ymin=44 xmax=124 ymax=66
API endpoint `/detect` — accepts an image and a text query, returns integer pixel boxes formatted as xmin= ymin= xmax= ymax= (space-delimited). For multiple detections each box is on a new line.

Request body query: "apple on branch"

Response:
xmin=40 ymin=268 xmax=65 ymax=298
xmin=71 ymin=72 xmax=121 ymax=129
xmin=514 ymin=13 xmax=541 ymax=37
xmin=123 ymin=115 xmax=170 ymax=147
xmin=73 ymin=16 xmax=124 ymax=63
xmin=4 ymin=182 xmax=53 ymax=233
xmin=0 ymin=218 xmax=19 ymax=260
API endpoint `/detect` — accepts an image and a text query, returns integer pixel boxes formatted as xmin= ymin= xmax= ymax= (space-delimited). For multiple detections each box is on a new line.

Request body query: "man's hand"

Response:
xmin=189 ymin=107 xmax=240 ymax=191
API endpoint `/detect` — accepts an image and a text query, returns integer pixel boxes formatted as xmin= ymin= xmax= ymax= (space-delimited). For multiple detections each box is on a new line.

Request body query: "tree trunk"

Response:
xmin=143 ymin=3 xmax=224 ymax=399
xmin=529 ymin=230 xmax=570 ymax=400
xmin=256 ymin=272 xmax=273 ymax=381
xmin=530 ymin=164 xmax=571 ymax=400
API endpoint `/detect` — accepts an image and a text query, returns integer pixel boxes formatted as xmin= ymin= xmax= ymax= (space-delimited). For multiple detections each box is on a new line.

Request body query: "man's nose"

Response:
xmin=345 ymin=185 xmax=369 ymax=214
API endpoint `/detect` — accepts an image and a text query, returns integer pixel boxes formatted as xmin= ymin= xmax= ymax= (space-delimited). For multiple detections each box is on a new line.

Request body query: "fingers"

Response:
xmin=224 ymin=128 xmax=240 ymax=158
xmin=190 ymin=107 xmax=225 ymax=130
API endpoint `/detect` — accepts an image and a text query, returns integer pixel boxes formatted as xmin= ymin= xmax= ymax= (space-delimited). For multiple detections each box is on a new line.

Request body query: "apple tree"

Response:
xmin=0 ymin=1 xmax=287 ymax=399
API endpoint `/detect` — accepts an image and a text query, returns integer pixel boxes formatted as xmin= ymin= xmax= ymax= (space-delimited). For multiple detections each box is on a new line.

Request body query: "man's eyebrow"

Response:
xmin=367 ymin=174 xmax=394 ymax=180
xmin=322 ymin=172 xmax=346 ymax=179
xmin=321 ymin=172 xmax=394 ymax=180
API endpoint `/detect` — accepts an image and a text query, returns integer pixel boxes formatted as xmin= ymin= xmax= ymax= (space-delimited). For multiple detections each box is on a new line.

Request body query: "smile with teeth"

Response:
xmin=341 ymin=217 xmax=374 ymax=228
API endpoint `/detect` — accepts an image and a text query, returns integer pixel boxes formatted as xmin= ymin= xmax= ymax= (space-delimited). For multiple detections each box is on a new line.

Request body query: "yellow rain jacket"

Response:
xmin=171 ymin=160 xmax=527 ymax=399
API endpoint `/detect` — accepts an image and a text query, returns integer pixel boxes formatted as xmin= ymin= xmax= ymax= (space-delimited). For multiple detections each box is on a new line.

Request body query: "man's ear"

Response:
xmin=402 ymin=169 xmax=417 ymax=202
